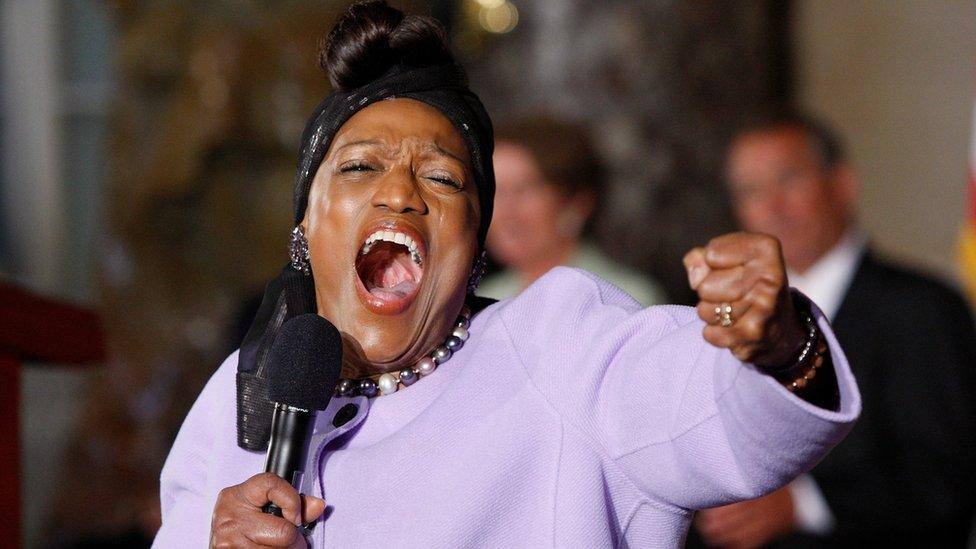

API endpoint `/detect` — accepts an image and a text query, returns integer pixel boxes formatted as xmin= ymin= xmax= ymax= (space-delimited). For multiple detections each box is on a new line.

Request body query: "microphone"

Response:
xmin=262 ymin=313 xmax=343 ymax=517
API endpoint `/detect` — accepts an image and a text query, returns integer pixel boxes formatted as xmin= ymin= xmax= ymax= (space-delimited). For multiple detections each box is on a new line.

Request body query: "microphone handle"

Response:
xmin=262 ymin=403 xmax=316 ymax=517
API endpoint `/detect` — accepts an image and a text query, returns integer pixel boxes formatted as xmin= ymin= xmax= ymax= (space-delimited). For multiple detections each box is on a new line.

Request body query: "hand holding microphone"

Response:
xmin=210 ymin=314 xmax=342 ymax=548
xmin=209 ymin=472 xmax=325 ymax=548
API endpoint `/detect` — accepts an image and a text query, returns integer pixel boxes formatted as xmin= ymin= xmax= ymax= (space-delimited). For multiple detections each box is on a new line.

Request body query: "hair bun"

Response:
xmin=321 ymin=0 xmax=454 ymax=91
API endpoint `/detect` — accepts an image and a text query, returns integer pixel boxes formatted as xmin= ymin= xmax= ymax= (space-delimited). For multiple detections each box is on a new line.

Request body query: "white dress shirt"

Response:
xmin=785 ymin=229 xmax=867 ymax=535
xmin=787 ymin=230 xmax=867 ymax=321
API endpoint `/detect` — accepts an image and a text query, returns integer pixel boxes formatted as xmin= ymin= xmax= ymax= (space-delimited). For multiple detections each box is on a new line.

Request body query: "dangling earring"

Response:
xmin=467 ymin=249 xmax=488 ymax=294
xmin=289 ymin=225 xmax=311 ymax=276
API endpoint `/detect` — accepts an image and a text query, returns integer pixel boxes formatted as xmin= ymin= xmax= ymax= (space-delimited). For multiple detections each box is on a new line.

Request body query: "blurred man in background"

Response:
xmin=693 ymin=112 xmax=976 ymax=548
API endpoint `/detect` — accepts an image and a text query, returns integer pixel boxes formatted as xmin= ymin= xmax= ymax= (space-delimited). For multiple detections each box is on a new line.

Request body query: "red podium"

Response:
xmin=0 ymin=282 xmax=105 ymax=548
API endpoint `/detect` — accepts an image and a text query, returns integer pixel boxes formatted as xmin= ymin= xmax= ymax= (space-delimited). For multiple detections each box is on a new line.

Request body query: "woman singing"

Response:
xmin=153 ymin=2 xmax=859 ymax=547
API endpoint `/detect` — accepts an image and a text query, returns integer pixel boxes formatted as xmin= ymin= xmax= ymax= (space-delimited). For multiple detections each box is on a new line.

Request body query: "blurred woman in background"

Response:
xmin=480 ymin=116 xmax=665 ymax=306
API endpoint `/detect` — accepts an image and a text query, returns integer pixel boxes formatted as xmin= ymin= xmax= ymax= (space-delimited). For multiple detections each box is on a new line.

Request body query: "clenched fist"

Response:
xmin=684 ymin=232 xmax=805 ymax=369
xmin=210 ymin=472 xmax=326 ymax=548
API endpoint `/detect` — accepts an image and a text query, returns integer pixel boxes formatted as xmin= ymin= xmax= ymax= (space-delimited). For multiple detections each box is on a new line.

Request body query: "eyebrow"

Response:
xmin=429 ymin=143 xmax=467 ymax=165
xmin=333 ymin=139 xmax=384 ymax=154
xmin=332 ymin=138 xmax=467 ymax=165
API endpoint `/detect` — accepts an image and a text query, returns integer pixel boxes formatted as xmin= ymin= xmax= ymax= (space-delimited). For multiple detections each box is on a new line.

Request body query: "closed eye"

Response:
xmin=340 ymin=162 xmax=374 ymax=173
xmin=429 ymin=176 xmax=462 ymax=189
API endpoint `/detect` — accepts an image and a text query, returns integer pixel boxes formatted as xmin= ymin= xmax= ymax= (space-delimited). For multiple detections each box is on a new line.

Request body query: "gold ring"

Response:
xmin=714 ymin=302 xmax=734 ymax=327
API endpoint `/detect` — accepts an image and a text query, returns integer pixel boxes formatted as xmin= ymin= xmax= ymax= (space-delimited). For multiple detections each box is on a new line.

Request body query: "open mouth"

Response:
xmin=355 ymin=228 xmax=425 ymax=313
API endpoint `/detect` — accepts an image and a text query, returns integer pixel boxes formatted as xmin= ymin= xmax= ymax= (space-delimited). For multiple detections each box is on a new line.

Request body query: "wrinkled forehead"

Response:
xmin=328 ymin=98 xmax=470 ymax=164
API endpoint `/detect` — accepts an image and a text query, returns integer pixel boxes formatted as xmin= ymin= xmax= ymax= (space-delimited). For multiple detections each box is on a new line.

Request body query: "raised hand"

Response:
xmin=684 ymin=232 xmax=805 ymax=369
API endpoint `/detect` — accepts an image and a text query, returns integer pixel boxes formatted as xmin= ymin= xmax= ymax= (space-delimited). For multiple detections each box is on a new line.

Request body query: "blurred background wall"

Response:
xmin=795 ymin=0 xmax=976 ymax=280
xmin=1 ymin=1 xmax=973 ymax=547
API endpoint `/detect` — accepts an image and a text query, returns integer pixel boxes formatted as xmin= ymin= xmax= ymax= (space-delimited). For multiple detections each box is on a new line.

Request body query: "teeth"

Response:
xmin=360 ymin=229 xmax=423 ymax=266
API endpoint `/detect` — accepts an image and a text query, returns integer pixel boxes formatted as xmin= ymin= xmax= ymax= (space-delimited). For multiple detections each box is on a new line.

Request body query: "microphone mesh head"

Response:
xmin=267 ymin=314 xmax=343 ymax=410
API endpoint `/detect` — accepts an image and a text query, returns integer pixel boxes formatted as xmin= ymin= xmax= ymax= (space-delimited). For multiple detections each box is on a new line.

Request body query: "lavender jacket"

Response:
xmin=153 ymin=268 xmax=860 ymax=548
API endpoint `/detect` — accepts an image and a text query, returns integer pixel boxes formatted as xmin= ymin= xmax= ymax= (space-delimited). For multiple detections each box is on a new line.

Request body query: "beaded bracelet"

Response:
xmin=765 ymin=293 xmax=828 ymax=391
xmin=785 ymin=338 xmax=827 ymax=392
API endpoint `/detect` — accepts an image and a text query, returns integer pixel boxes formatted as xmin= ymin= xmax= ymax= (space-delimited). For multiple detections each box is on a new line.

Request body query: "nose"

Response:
xmin=371 ymin=168 xmax=428 ymax=215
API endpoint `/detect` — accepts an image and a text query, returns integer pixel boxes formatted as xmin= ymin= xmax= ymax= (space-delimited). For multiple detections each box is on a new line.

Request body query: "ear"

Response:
xmin=555 ymin=192 xmax=595 ymax=240
xmin=830 ymin=163 xmax=858 ymax=214
xmin=568 ymin=191 xmax=596 ymax=220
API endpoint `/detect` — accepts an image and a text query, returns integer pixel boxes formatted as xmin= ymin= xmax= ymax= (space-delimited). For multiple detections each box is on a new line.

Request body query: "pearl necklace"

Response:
xmin=335 ymin=306 xmax=472 ymax=398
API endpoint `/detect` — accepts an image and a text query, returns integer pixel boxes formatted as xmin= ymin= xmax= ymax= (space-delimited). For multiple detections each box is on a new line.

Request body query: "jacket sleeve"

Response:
xmin=501 ymin=267 xmax=861 ymax=511
xmin=152 ymin=351 xmax=239 ymax=548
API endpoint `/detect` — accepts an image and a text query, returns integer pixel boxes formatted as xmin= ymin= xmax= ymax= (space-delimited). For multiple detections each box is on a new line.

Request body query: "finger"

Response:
xmin=702 ymin=307 xmax=769 ymax=359
xmin=683 ymin=247 xmax=710 ymax=290
xmin=696 ymin=299 xmax=752 ymax=327
xmin=698 ymin=273 xmax=783 ymax=333
xmin=237 ymin=473 xmax=304 ymax=526
xmin=696 ymin=266 xmax=760 ymax=304
xmin=700 ymin=277 xmax=781 ymax=346
xmin=239 ymin=511 xmax=302 ymax=547
xmin=703 ymin=323 xmax=738 ymax=351
xmin=702 ymin=311 xmax=766 ymax=352
xmin=301 ymin=494 xmax=327 ymax=525
xmin=704 ymin=232 xmax=781 ymax=270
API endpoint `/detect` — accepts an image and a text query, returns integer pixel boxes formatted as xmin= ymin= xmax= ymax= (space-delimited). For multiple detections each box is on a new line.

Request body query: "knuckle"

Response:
xmin=211 ymin=523 xmax=236 ymax=548
xmin=211 ymin=536 xmax=237 ymax=549
xmin=732 ymin=276 xmax=750 ymax=298
xmin=215 ymin=488 xmax=230 ymax=504
xmin=211 ymin=506 xmax=230 ymax=524
xmin=272 ymin=521 xmax=298 ymax=544
xmin=709 ymin=328 xmax=734 ymax=348
xmin=751 ymin=295 xmax=774 ymax=316
xmin=697 ymin=278 xmax=713 ymax=296
xmin=213 ymin=506 xmax=237 ymax=527
xmin=742 ymin=315 xmax=766 ymax=330
xmin=254 ymin=472 xmax=284 ymax=492
xmin=758 ymin=233 xmax=777 ymax=249
xmin=697 ymin=302 xmax=713 ymax=319
xmin=748 ymin=232 xmax=773 ymax=251
xmin=255 ymin=471 xmax=278 ymax=484
xmin=741 ymin=317 xmax=763 ymax=339
xmin=758 ymin=266 xmax=784 ymax=288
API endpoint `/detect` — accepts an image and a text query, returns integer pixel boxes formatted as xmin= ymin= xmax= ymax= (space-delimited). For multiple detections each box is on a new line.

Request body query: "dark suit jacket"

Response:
xmin=689 ymin=251 xmax=976 ymax=548
xmin=802 ymin=251 xmax=976 ymax=547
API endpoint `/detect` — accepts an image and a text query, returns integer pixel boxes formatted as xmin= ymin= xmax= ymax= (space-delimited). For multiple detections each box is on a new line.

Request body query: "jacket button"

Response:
xmin=332 ymin=403 xmax=359 ymax=427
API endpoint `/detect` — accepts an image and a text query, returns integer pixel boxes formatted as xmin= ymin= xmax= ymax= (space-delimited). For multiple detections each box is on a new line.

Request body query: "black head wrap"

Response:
xmin=235 ymin=61 xmax=496 ymax=451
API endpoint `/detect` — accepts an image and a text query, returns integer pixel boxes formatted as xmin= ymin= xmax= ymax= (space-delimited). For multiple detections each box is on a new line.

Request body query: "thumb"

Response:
xmin=683 ymin=247 xmax=710 ymax=291
xmin=301 ymin=494 xmax=327 ymax=524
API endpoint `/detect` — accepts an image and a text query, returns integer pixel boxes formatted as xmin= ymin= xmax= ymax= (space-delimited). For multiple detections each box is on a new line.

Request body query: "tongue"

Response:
xmin=360 ymin=244 xmax=422 ymax=301
xmin=370 ymin=280 xmax=417 ymax=300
